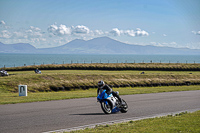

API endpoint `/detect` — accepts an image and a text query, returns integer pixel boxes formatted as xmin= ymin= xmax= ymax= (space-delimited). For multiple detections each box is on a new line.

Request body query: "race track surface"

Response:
xmin=0 ymin=90 xmax=200 ymax=133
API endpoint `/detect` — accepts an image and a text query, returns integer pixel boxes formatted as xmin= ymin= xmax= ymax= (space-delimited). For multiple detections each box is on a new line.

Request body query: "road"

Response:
xmin=0 ymin=90 xmax=200 ymax=133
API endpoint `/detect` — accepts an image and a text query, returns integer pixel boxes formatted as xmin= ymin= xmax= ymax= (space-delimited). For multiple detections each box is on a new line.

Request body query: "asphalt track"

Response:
xmin=0 ymin=90 xmax=200 ymax=133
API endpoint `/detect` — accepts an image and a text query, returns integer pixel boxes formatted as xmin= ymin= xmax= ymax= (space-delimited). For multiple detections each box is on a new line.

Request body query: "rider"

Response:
xmin=97 ymin=80 xmax=124 ymax=106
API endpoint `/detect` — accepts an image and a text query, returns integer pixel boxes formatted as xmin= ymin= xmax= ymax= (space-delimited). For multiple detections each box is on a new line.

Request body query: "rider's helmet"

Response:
xmin=98 ymin=80 xmax=105 ymax=87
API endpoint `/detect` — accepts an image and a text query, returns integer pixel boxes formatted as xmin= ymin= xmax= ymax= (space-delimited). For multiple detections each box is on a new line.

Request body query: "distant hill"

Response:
xmin=0 ymin=42 xmax=37 ymax=53
xmin=1 ymin=37 xmax=200 ymax=54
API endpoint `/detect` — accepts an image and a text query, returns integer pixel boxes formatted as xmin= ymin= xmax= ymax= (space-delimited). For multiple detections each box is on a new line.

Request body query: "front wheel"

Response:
xmin=101 ymin=101 xmax=112 ymax=114
xmin=120 ymin=99 xmax=128 ymax=113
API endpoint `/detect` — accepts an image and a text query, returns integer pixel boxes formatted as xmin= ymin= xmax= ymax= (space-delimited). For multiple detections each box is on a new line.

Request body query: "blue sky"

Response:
xmin=0 ymin=0 xmax=200 ymax=49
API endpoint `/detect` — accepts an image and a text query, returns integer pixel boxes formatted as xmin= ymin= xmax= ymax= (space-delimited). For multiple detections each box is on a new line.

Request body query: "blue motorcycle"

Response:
xmin=97 ymin=89 xmax=128 ymax=114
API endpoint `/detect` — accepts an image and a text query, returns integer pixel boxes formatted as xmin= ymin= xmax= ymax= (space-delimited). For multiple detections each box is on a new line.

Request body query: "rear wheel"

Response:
xmin=120 ymin=99 xmax=128 ymax=113
xmin=101 ymin=101 xmax=112 ymax=114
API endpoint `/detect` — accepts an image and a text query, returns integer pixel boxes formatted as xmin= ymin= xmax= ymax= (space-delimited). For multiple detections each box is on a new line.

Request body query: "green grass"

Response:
xmin=0 ymin=85 xmax=200 ymax=104
xmin=1 ymin=70 xmax=200 ymax=93
xmin=69 ymin=111 xmax=200 ymax=133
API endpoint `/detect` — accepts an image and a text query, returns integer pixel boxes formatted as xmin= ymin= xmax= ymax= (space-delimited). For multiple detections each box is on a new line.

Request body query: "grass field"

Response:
xmin=0 ymin=70 xmax=200 ymax=93
xmin=68 ymin=111 xmax=200 ymax=133
xmin=0 ymin=85 xmax=200 ymax=104
xmin=1 ymin=65 xmax=200 ymax=104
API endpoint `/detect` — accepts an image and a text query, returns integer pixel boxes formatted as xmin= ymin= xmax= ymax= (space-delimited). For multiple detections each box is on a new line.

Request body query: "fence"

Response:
xmin=1 ymin=59 xmax=199 ymax=68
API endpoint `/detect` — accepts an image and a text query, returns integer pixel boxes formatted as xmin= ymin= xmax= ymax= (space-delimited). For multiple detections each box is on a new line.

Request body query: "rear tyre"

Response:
xmin=101 ymin=101 xmax=112 ymax=114
xmin=120 ymin=99 xmax=128 ymax=113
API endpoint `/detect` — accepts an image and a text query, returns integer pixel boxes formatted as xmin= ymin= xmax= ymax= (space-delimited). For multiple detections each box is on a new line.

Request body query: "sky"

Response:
xmin=0 ymin=0 xmax=200 ymax=49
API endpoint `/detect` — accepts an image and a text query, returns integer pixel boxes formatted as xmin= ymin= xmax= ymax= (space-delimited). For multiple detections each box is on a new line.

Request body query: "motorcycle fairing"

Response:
xmin=97 ymin=90 xmax=121 ymax=113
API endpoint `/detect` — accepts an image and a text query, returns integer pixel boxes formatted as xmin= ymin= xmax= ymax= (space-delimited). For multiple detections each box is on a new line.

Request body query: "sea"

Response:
xmin=0 ymin=53 xmax=200 ymax=68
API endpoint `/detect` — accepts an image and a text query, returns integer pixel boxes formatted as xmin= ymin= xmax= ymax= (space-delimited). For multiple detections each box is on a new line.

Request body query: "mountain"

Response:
xmin=38 ymin=37 xmax=200 ymax=55
xmin=0 ymin=37 xmax=200 ymax=54
xmin=0 ymin=42 xmax=37 ymax=53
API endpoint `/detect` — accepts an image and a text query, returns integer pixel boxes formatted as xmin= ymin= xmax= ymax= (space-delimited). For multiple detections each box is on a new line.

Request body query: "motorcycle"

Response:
xmin=97 ymin=89 xmax=128 ymax=114
xmin=0 ymin=70 xmax=9 ymax=76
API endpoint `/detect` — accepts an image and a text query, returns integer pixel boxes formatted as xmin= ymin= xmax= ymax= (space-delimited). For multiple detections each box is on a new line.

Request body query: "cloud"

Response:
xmin=135 ymin=28 xmax=149 ymax=36
xmin=0 ymin=20 xmax=6 ymax=25
xmin=1 ymin=22 xmax=150 ymax=48
xmin=30 ymin=26 xmax=41 ymax=32
xmin=110 ymin=28 xmax=121 ymax=36
xmin=72 ymin=25 xmax=90 ymax=34
xmin=0 ymin=30 xmax=11 ymax=38
xmin=110 ymin=28 xmax=149 ymax=37
xmin=192 ymin=31 xmax=200 ymax=35
xmin=47 ymin=24 xmax=149 ymax=38
xmin=163 ymin=34 xmax=167 ymax=36
xmin=13 ymin=31 xmax=27 ymax=39
xmin=93 ymin=30 xmax=104 ymax=35
xmin=47 ymin=24 xmax=71 ymax=36
xmin=47 ymin=24 xmax=90 ymax=36
xmin=124 ymin=30 xmax=135 ymax=37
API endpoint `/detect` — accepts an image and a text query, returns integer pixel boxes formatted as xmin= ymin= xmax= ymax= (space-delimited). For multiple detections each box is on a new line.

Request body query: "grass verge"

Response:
xmin=0 ymin=85 xmax=200 ymax=104
xmin=68 ymin=111 xmax=200 ymax=133
xmin=3 ymin=63 xmax=200 ymax=71
xmin=1 ymin=70 xmax=200 ymax=92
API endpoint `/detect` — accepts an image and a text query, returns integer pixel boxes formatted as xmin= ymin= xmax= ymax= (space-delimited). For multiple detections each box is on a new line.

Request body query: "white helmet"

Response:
xmin=98 ymin=80 xmax=105 ymax=87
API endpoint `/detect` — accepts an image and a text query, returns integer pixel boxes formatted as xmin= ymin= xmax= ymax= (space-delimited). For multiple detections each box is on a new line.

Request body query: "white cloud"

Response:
xmin=30 ymin=26 xmax=41 ymax=32
xmin=47 ymin=24 xmax=71 ymax=36
xmin=111 ymin=28 xmax=149 ymax=37
xmin=11 ymin=26 xmax=43 ymax=39
xmin=13 ymin=31 xmax=27 ymax=39
xmin=72 ymin=25 xmax=90 ymax=34
xmin=163 ymin=34 xmax=167 ymax=36
xmin=47 ymin=24 xmax=90 ymax=36
xmin=58 ymin=24 xmax=71 ymax=35
xmin=135 ymin=28 xmax=149 ymax=36
xmin=124 ymin=30 xmax=135 ymax=37
xmin=93 ymin=30 xmax=104 ymax=35
xmin=0 ymin=30 xmax=11 ymax=38
xmin=47 ymin=24 xmax=58 ymax=34
xmin=110 ymin=28 xmax=121 ymax=36
xmin=0 ymin=20 xmax=6 ymax=25
xmin=192 ymin=30 xmax=200 ymax=35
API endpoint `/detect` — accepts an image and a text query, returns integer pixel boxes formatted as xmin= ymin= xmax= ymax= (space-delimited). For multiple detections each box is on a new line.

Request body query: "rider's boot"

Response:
xmin=114 ymin=91 xmax=126 ymax=107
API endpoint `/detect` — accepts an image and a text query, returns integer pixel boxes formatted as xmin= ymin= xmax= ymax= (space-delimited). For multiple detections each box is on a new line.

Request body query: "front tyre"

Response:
xmin=101 ymin=101 xmax=112 ymax=114
xmin=120 ymin=99 xmax=128 ymax=113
